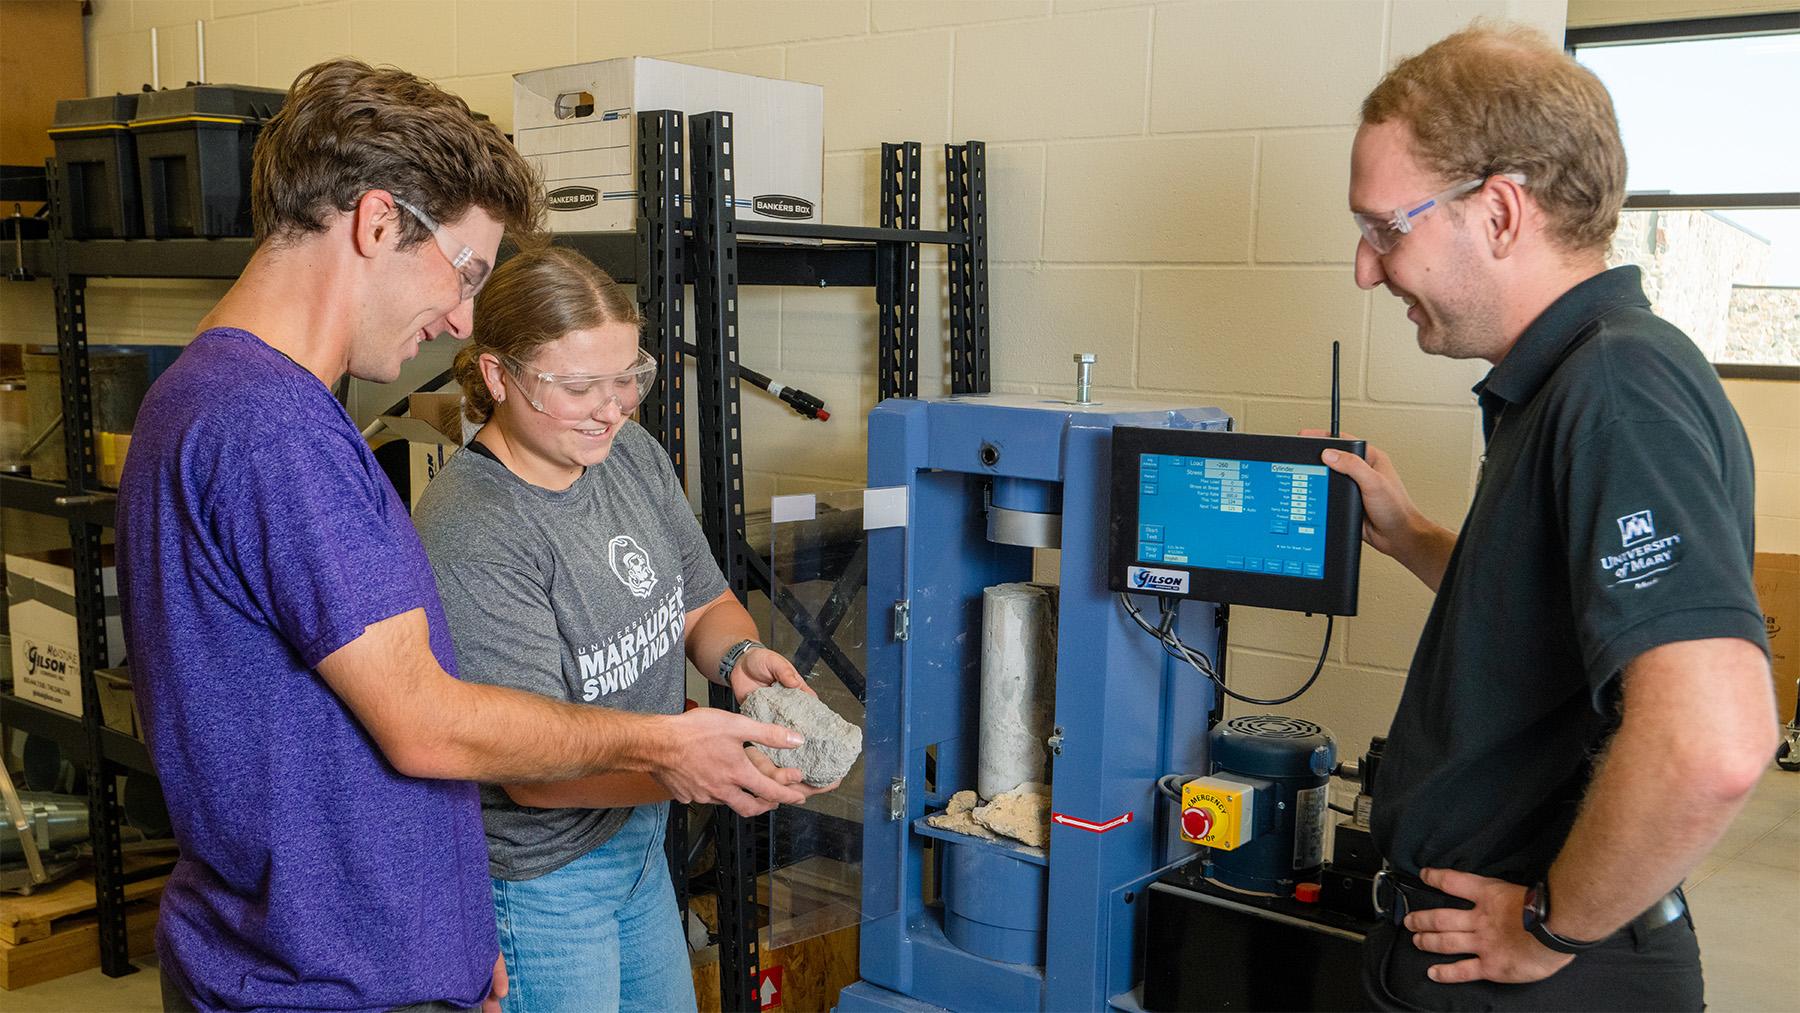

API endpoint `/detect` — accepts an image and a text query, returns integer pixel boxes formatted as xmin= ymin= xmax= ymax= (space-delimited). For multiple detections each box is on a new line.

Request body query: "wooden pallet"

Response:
xmin=688 ymin=887 xmax=861 ymax=1013
xmin=0 ymin=874 xmax=165 ymax=990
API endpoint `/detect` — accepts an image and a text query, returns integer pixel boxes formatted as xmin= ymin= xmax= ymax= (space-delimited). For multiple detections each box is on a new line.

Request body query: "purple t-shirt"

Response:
xmin=116 ymin=328 xmax=495 ymax=1011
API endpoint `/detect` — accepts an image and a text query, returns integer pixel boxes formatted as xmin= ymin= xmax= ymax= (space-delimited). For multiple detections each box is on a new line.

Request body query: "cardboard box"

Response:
xmin=370 ymin=393 xmax=469 ymax=510
xmin=97 ymin=430 xmax=131 ymax=488
xmin=93 ymin=666 xmax=139 ymax=739
xmin=5 ymin=547 xmax=125 ymax=718
xmin=1755 ymin=553 xmax=1798 ymax=722
xmin=513 ymin=58 xmax=823 ymax=234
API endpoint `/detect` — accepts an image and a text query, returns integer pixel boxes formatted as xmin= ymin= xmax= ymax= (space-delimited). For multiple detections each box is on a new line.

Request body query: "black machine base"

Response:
xmin=1143 ymin=865 xmax=1378 ymax=1012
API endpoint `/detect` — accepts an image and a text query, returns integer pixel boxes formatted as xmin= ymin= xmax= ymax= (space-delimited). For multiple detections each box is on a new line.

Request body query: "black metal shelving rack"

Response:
xmin=633 ymin=109 xmax=990 ymax=1011
xmin=0 ymin=161 xmax=164 ymax=978
xmin=0 ymin=114 xmax=989 ymax=1001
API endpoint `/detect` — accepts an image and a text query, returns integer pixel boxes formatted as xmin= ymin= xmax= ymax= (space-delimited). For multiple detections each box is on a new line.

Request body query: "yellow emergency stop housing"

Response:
xmin=1181 ymin=775 xmax=1256 ymax=850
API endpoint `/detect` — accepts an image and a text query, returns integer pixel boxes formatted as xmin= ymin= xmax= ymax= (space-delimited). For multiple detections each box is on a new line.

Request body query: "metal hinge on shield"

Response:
xmin=887 ymin=777 xmax=906 ymax=821
xmin=893 ymin=600 xmax=911 ymax=641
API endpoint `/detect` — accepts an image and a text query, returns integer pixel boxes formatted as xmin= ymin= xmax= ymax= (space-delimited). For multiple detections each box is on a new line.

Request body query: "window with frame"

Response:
xmin=1568 ymin=13 xmax=1800 ymax=379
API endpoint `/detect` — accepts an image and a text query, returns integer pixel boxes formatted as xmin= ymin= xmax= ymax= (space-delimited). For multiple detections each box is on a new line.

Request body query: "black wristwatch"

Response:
xmin=717 ymin=638 xmax=764 ymax=685
xmin=1522 ymin=880 xmax=1605 ymax=954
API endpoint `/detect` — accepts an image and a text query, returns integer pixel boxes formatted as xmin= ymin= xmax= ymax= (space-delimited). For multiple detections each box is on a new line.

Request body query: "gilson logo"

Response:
xmin=25 ymin=645 xmax=68 ymax=678
xmin=752 ymin=194 xmax=813 ymax=220
xmin=1127 ymin=566 xmax=1190 ymax=594
xmin=546 ymin=186 xmax=600 ymax=211
xmin=1617 ymin=510 xmax=1655 ymax=547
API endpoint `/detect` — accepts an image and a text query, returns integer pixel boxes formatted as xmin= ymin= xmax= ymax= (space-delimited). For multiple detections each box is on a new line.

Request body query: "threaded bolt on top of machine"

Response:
xmin=1073 ymin=353 xmax=1096 ymax=404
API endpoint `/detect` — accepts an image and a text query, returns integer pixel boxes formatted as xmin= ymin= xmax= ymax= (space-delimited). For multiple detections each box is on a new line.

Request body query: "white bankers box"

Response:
xmin=513 ymin=58 xmax=824 ymax=233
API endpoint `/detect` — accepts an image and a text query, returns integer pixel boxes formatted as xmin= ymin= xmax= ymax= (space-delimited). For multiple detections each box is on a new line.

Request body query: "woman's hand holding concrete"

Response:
xmin=652 ymin=708 xmax=810 ymax=817
xmin=730 ymin=645 xmax=815 ymax=703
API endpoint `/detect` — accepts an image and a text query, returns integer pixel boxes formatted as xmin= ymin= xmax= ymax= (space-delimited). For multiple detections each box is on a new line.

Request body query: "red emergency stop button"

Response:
xmin=1182 ymin=806 xmax=1213 ymax=839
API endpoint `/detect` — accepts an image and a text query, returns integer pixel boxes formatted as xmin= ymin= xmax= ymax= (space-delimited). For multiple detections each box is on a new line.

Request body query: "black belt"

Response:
xmin=1372 ymin=869 xmax=1686 ymax=940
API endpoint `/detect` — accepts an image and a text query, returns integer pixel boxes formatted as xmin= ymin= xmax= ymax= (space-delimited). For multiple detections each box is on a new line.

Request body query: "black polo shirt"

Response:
xmin=1371 ymin=266 xmax=1768 ymax=882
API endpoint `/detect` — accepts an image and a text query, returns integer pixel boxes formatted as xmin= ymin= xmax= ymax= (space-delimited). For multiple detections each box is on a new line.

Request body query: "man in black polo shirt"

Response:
xmin=1319 ymin=24 xmax=1780 ymax=1011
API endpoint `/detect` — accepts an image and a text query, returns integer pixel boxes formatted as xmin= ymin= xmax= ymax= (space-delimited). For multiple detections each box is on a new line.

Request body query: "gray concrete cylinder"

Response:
xmin=978 ymin=582 xmax=1058 ymax=800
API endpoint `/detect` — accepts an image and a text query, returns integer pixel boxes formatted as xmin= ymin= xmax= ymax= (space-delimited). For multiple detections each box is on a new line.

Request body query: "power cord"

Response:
xmin=1117 ymin=592 xmax=1332 ymax=707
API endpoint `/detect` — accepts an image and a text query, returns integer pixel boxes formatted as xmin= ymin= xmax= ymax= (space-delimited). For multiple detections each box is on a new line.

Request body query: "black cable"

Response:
xmin=1155 ymin=773 xmax=1188 ymax=803
xmin=1118 ymin=592 xmax=1333 ymax=707
xmin=1329 ymin=801 xmax=1356 ymax=816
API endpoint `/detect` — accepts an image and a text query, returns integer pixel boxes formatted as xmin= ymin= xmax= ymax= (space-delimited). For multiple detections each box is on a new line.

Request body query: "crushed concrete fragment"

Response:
xmin=926 ymin=805 xmax=998 ymax=840
xmin=742 ymin=685 xmax=863 ymax=787
xmin=972 ymin=784 xmax=1051 ymax=848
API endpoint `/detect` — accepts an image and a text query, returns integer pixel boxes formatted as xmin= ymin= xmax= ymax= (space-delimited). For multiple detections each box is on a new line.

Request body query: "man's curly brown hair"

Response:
xmin=252 ymin=58 xmax=543 ymax=249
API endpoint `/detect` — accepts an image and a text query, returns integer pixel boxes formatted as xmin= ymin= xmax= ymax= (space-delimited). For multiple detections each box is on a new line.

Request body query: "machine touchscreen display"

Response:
xmin=1135 ymin=455 xmax=1328 ymax=580
xmin=1107 ymin=428 xmax=1365 ymax=615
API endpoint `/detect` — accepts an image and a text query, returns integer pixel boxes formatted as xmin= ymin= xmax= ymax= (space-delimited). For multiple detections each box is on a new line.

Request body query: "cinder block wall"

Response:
xmin=8 ymin=0 xmax=1585 ymax=755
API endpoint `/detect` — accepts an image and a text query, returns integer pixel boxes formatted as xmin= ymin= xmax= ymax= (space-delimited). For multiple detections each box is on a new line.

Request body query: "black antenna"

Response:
xmin=1330 ymin=340 xmax=1341 ymax=438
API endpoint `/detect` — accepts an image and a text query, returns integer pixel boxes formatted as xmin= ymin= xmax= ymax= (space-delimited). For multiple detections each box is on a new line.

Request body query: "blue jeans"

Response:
xmin=491 ymin=803 xmax=696 ymax=1013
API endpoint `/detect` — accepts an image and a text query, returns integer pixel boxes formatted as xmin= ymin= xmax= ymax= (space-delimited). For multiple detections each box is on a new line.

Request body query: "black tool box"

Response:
xmin=49 ymin=94 xmax=143 ymax=238
xmin=129 ymin=84 xmax=286 ymax=238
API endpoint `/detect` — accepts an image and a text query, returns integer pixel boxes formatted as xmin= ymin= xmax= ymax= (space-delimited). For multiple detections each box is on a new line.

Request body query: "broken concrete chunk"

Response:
xmin=926 ymin=807 xmax=998 ymax=840
xmin=742 ymin=685 xmax=863 ymax=787
xmin=945 ymin=789 xmax=980 ymax=815
xmin=972 ymin=785 xmax=1051 ymax=848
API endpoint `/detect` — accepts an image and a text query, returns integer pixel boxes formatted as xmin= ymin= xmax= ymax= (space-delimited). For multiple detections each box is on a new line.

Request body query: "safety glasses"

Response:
xmin=502 ymin=347 xmax=659 ymax=421
xmin=392 ymin=196 xmax=492 ymax=301
xmin=1353 ymin=173 xmax=1527 ymax=255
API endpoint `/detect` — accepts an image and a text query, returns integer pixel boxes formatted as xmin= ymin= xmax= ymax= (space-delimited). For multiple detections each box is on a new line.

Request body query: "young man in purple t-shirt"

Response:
xmin=115 ymin=59 xmax=810 ymax=1013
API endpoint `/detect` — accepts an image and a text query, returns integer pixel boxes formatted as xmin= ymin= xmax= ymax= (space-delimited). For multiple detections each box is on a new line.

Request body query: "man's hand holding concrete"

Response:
xmin=650 ymin=707 xmax=812 ymax=817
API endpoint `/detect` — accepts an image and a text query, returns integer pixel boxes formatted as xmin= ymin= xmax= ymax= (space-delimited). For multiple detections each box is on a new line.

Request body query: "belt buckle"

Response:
xmin=1372 ymin=869 xmax=1401 ymax=922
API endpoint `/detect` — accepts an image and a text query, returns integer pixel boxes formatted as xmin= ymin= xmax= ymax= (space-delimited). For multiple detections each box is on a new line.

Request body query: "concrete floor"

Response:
xmin=11 ymin=769 xmax=1798 ymax=1012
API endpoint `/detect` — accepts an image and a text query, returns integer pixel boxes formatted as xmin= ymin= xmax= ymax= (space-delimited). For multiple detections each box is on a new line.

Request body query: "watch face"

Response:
xmin=1524 ymin=883 xmax=1548 ymax=924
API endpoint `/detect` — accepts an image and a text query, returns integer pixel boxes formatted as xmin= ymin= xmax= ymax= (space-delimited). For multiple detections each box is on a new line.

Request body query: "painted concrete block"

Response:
xmin=1256 ymin=130 xmax=1358 ymax=265
xmin=714 ymin=0 xmax=872 ymax=48
xmin=954 ymin=7 xmax=1151 ymax=143
xmin=1140 ymin=269 xmax=1366 ymax=397
xmin=1151 ymin=0 xmax=1384 ymax=133
xmin=456 ymin=0 xmax=575 ymax=77
xmin=988 ymin=267 xmax=1138 ymax=386
xmin=1044 ymin=135 xmax=1254 ymax=263
xmin=788 ymin=31 xmax=952 ymax=152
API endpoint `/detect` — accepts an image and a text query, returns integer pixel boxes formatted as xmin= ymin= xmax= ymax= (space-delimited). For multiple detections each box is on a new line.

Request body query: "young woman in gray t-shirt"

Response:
xmin=414 ymin=246 xmax=834 ymax=1012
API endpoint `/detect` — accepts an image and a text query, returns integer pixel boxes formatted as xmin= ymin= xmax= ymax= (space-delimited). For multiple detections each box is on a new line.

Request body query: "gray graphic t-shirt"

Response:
xmin=414 ymin=422 xmax=728 ymax=880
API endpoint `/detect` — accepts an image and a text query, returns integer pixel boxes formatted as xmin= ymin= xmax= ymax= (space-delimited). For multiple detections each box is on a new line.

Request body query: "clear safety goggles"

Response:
xmin=392 ymin=196 xmax=492 ymax=301
xmin=1352 ymin=173 xmax=1527 ymax=255
xmin=502 ymin=347 xmax=658 ymax=421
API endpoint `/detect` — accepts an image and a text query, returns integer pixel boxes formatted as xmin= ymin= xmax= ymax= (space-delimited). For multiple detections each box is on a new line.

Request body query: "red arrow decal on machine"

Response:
xmin=1051 ymin=811 xmax=1134 ymax=833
